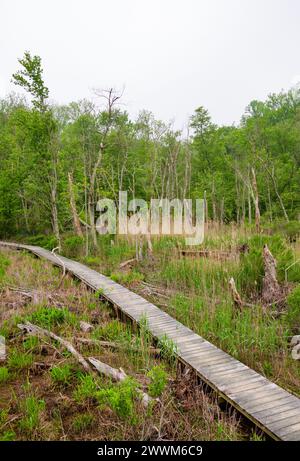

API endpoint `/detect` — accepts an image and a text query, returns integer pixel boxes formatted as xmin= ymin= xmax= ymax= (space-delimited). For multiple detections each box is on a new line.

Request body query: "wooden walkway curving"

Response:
xmin=1 ymin=241 xmax=300 ymax=441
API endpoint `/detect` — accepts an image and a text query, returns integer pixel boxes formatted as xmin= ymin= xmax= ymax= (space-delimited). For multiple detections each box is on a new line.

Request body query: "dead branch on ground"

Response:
xmin=17 ymin=321 xmax=92 ymax=372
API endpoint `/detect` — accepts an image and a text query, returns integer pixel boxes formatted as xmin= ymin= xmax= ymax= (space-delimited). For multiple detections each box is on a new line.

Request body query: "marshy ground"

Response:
xmin=0 ymin=247 xmax=244 ymax=441
xmin=0 ymin=224 xmax=299 ymax=441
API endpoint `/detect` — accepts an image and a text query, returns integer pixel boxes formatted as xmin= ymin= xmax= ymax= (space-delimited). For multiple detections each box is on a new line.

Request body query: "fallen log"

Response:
xmin=17 ymin=321 xmax=92 ymax=372
xmin=119 ymin=258 xmax=136 ymax=269
xmin=140 ymin=281 xmax=169 ymax=299
xmin=88 ymin=357 xmax=155 ymax=408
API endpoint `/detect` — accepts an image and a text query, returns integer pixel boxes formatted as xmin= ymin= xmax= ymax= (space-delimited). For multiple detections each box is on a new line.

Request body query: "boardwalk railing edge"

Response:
xmin=1 ymin=241 xmax=300 ymax=441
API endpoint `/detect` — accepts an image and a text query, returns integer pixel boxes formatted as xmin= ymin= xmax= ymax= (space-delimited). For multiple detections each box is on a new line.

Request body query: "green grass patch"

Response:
xmin=286 ymin=284 xmax=300 ymax=328
xmin=8 ymin=350 xmax=33 ymax=370
xmin=0 ymin=253 xmax=10 ymax=281
xmin=73 ymin=374 xmax=99 ymax=403
xmin=92 ymin=320 xmax=132 ymax=343
xmin=0 ymin=367 xmax=10 ymax=383
xmin=110 ymin=270 xmax=144 ymax=285
xmin=26 ymin=306 xmax=78 ymax=329
xmin=19 ymin=396 xmax=45 ymax=436
xmin=50 ymin=364 xmax=73 ymax=386
xmin=72 ymin=413 xmax=95 ymax=433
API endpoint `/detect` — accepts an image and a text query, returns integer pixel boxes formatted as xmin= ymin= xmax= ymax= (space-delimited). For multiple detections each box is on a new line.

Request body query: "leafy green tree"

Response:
xmin=12 ymin=52 xmax=49 ymax=112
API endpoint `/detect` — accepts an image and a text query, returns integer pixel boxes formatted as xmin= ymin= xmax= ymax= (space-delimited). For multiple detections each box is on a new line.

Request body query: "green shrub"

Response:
xmin=0 ymin=367 xmax=9 ymax=383
xmin=286 ymin=285 xmax=300 ymax=327
xmin=147 ymin=365 xmax=167 ymax=397
xmin=97 ymin=377 xmax=139 ymax=421
xmin=50 ymin=364 xmax=72 ymax=386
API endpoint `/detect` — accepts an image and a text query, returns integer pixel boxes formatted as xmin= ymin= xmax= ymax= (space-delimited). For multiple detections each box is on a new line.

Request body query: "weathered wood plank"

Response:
xmin=267 ymin=414 xmax=300 ymax=432
xmin=276 ymin=421 xmax=300 ymax=438
xmin=257 ymin=406 xmax=300 ymax=425
xmin=243 ymin=394 xmax=297 ymax=413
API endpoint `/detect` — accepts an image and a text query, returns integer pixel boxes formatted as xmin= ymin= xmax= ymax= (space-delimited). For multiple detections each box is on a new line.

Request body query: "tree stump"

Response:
xmin=262 ymin=244 xmax=281 ymax=304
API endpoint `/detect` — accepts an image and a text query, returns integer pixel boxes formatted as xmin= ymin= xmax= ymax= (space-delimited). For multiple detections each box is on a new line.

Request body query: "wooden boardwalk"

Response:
xmin=1 ymin=241 xmax=300 ymax=441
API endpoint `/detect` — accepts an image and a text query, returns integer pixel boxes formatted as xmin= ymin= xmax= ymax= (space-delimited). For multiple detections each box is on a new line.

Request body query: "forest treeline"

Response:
xmin=0 ymin=52 xmax=300 ymax=246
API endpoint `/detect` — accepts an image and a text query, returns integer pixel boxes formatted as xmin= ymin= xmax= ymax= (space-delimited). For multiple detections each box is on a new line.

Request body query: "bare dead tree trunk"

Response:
xmin=183 ymin=138 xmax=191 ymax=200
xmin=88 ymin=143 xmax=103 ymax=248
xmin=256 ymin=155 xmax=289 ymax=222
xmin=220 ymin=198 xmax=224 ymax=225
xmin=248 ymin=188 xmax=252 ymax=224
xmin=212 ymin=180 xmax=217 ymax=222
xmin=241 ymin=185 xmax=246 ymax=224
xmin=88 ymin=88 xmax=122 ymax=248
xmin=251 ymin=167 xmax=260 ymax=233
xmin=19 ymin=193 xmax=30 ymax=233
xmin=267 ymin=181 xmax=273 ymax=223
xmin=68 ymin=172 xmax=83 ymax=237
xmin=235 ymin=169 xmax=240 ymax=225
xmin=50 ymin=180 xmax=61 ymax=252
xmin=204 ymin=190 xmax=208 ymax=224
xmin=49 ymin=133 xmax=61 ymax=252
xmin=270 ymin=165 xmax=289 ymax=222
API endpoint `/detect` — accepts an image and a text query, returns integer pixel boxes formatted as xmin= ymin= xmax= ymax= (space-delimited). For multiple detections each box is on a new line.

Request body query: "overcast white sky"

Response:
xmin=1 ymin=0 xmax=300 ymax=128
